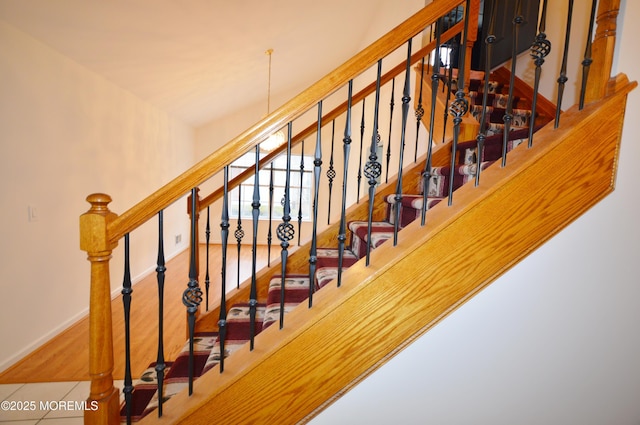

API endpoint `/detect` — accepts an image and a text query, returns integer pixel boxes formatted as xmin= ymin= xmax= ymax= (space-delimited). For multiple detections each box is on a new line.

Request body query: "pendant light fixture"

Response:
xmin=261 ymin=48 xmax=285 ymax=152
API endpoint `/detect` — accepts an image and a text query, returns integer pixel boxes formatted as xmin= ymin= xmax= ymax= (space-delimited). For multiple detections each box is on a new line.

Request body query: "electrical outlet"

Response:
xmin=175 ymin=234 xmax=182 ymax=245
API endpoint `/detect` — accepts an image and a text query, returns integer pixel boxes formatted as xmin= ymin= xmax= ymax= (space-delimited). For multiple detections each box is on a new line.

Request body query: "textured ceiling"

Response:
xmin=0 ymin=0 xmax=411 ymax=126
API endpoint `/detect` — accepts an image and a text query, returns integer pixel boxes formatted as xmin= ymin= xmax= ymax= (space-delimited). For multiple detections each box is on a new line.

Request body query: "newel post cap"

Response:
xmin=80 ymin=193 xmax=118 ymax=253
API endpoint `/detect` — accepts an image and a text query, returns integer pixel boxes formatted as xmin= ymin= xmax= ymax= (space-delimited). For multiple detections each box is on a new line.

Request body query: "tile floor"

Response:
xmin=0 ymin=380 xmax=124 ymax=424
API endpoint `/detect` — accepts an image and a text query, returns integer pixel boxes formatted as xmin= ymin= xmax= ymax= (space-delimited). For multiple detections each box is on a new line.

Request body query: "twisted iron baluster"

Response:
xmin=415 ymin=57 xmax=426 ymax=164
xmin=309 ymin=101 xmax=323 ymax=307
xmin=278 ymin=122 xmax=295 ymax=329
xmin=326 ymin=120 xmax=336 ymax=224
xmin=579 ymin=0 xmax=598 ymax=110
xmin=298 ymin=140 xmax=305 ymax=246
xmin=155 ymin=212 xmax=166 ymax=417
xmin=393 ymin=39 xmax=413 ymax=246
xmin=447 ymin=0 xmax=471 ymax=206
xmin=249 ymin=146 xmax=260 ymax=350
xmin=421 ymin=19 xmax=442 ymax=226
xmin=337 ymin=80 xmax=353 ymax=287
xmin=476 ymin=0 xmax=497 ymax=184
xmin=121 ymin=233 xmax=133 ymax=425
xmin=385 ymin=77 xmax=395 ymax=183
xmin=204 ymin=207 xmax=210 ymax=310
xmin=364 ymin=59 xmax=383 ymax=266
xmin=182 ymin=188 xmax=203 ymax=395
xmin=502 ymin=0 xmax=523 ymax=168
xmin=528 ymin=0 xmax=551 ymax=148
xmin=218 ymin=167 xmax=230 ymax=372
xmin=555 ymin=0 xmax=575 ymax=128
xmin=356 ymin=98 xmax=366 ymax=203
xmin=267 ymin=163 xmax=274 ymax=267
xmin=234 ymin=185 xmax=244 ymax=289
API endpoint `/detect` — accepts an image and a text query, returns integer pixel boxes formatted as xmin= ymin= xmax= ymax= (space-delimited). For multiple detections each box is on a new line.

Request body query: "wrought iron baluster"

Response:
xmin=218 ymin=167 xmax=230 ymax=372
xmin=415 ymin=57 xmax=425 ymax=164
xmin=267 ymin=163 xmax=274 ymax=267
xmin=182 ymin=188 xmax=202 ymax=395
xmin=337 ymin=80 xmax=353 ymax=287
xmin=155 ymin=212 xmax=166 ymax=417
xmin=385 ymin=77 xmax=395 ymax=183
xmin=422 ymin=19 xmax=442 ymax=226
xmin=476 ymin=0 xmax=497 ymax=184
xmin=298 ymin=140 xmax=305 ymax=246
xmin=235 ymin=185 xmax=244 ymax=289
xmin=357 ymin=98 xmax=366 ymax=202
xmin=364 ymin=59 xmax=383 ymax=266
xmin=442 ymin=46 xmax=455 ymax=145
xmin=309 ymin=101 xmax=323 ymax=307
xmin=204 ymin=207 xmax=210 ymax=310
xmin=555 ymin=0 xmax=575 ymax=128
xmin=579 ymin=0 xmax=598 ymax=110
xmin=326 ymin=120 xmax=336 ymax=224
xmin=447 ymin=0 xmax=471 ymax=206
xmin=249 ymin=146 xmax=260 ymax=350
xmin=121 ymin=233 xmax=133 ymax=425
xmin=393 ymin=39 xmax=413 ymax=246
xmin=528 ymin=0 xmax=551 ymax=148
xmin=278 ymin=122 xmax=295 ymax=329
xmin=502 ymin=0 xmax=523 ymax=168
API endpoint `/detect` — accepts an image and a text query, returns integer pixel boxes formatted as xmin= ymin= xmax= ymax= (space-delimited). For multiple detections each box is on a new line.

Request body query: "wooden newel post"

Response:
xmin=80 ymin=193 xmax=120 ymax=425
xmin=584 ymin=0 xmax=620 ymax=104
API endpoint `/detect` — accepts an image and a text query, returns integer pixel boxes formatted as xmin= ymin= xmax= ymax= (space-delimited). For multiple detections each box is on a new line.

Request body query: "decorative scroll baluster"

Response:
xmin=182 ymin=188 xmax=203 ymax=395
xmin=579 ymin=0 xmax=599 ymax=110
xmin=414 ymin=57 xmax=425 ymax=164
xmin=337 ymin=80 xmax=353 ymax=287
xmin=555 ymin=0 xmax=575 ymax=128
xmin=121 ymin=234 xmax=133 ymax=425
xmin=393 ymin=39 xmax=413 ymax=246
xmin=218 ymin=167 xmax=230 ymax=372
xmin=356 ymin=98 xmax=366 ymax=202
xmin=249 ymin=146 xmax=260 ymax=350
xmin=309 ymin=101 xmax=323 ymax=307
xmin=502 ymin=0 xmax=523 ymax=168
xmin=267 ymin=163 xmax=274 ymax=267
xmin=421 ymin=19 xmax=442 ymax=226
xmin=447 ymin=0 xmax=471 ymax=206
xmin=154 ymin=212 xmax=166 ymax=417
xmin=385 ymin=77 xmax=395 ymax=183
xmin=528 ymin=0 xmax=551 ymax=148
xmin=278 ymin=122 xmax=295 ymax=329
xmin=364 ymin=59 xmax=383 ymax=266
xmin=476 ymin=0 xmax=497 ymax=184
xmin=298 ymin=140 xmax=305 ymax=246
xmin=326 ymin=120 xmax=336 ymax=224
xmin=234 ymin=185 xmax=244 ymax=289
xmin=204 ymin=207 xmax=210 ymax=310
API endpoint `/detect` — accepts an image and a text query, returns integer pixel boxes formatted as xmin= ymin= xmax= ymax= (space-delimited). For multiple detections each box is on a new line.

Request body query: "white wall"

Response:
xmin=311 ymin=1 xmax=640 ymax=424
xmin=0 ymin=21 xmax=194 ymax=371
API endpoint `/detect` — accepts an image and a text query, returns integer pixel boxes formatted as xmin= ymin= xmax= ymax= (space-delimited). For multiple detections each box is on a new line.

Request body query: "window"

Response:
xmin=229 ymin=152 xmax=313 ymax=221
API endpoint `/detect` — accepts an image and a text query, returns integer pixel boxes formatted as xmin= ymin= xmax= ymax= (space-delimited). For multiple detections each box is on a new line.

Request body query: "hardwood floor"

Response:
xmin=0 ymin=244 xmax=269 ymax=384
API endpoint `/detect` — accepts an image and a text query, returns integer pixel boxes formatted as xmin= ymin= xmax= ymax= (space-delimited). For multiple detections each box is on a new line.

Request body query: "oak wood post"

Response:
xmin=584 ymin=0 xmax=620 ymax=103
xmin=80 ymin=193 xmax=119 ymax=425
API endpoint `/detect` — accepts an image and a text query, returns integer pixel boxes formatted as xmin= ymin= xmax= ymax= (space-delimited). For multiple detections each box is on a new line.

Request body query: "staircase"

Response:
xmin=79 ymin=1 xmax=635 ymax=424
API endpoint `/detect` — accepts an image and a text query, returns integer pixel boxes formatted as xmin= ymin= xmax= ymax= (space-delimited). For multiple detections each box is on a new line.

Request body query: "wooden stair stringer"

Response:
xmin=153 ymin=78 xmax=634 ymax=425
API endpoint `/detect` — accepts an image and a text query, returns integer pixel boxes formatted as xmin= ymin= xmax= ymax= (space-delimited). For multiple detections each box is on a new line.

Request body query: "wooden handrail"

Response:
xmin=105 ymin=0 xmax=466 ymax=244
